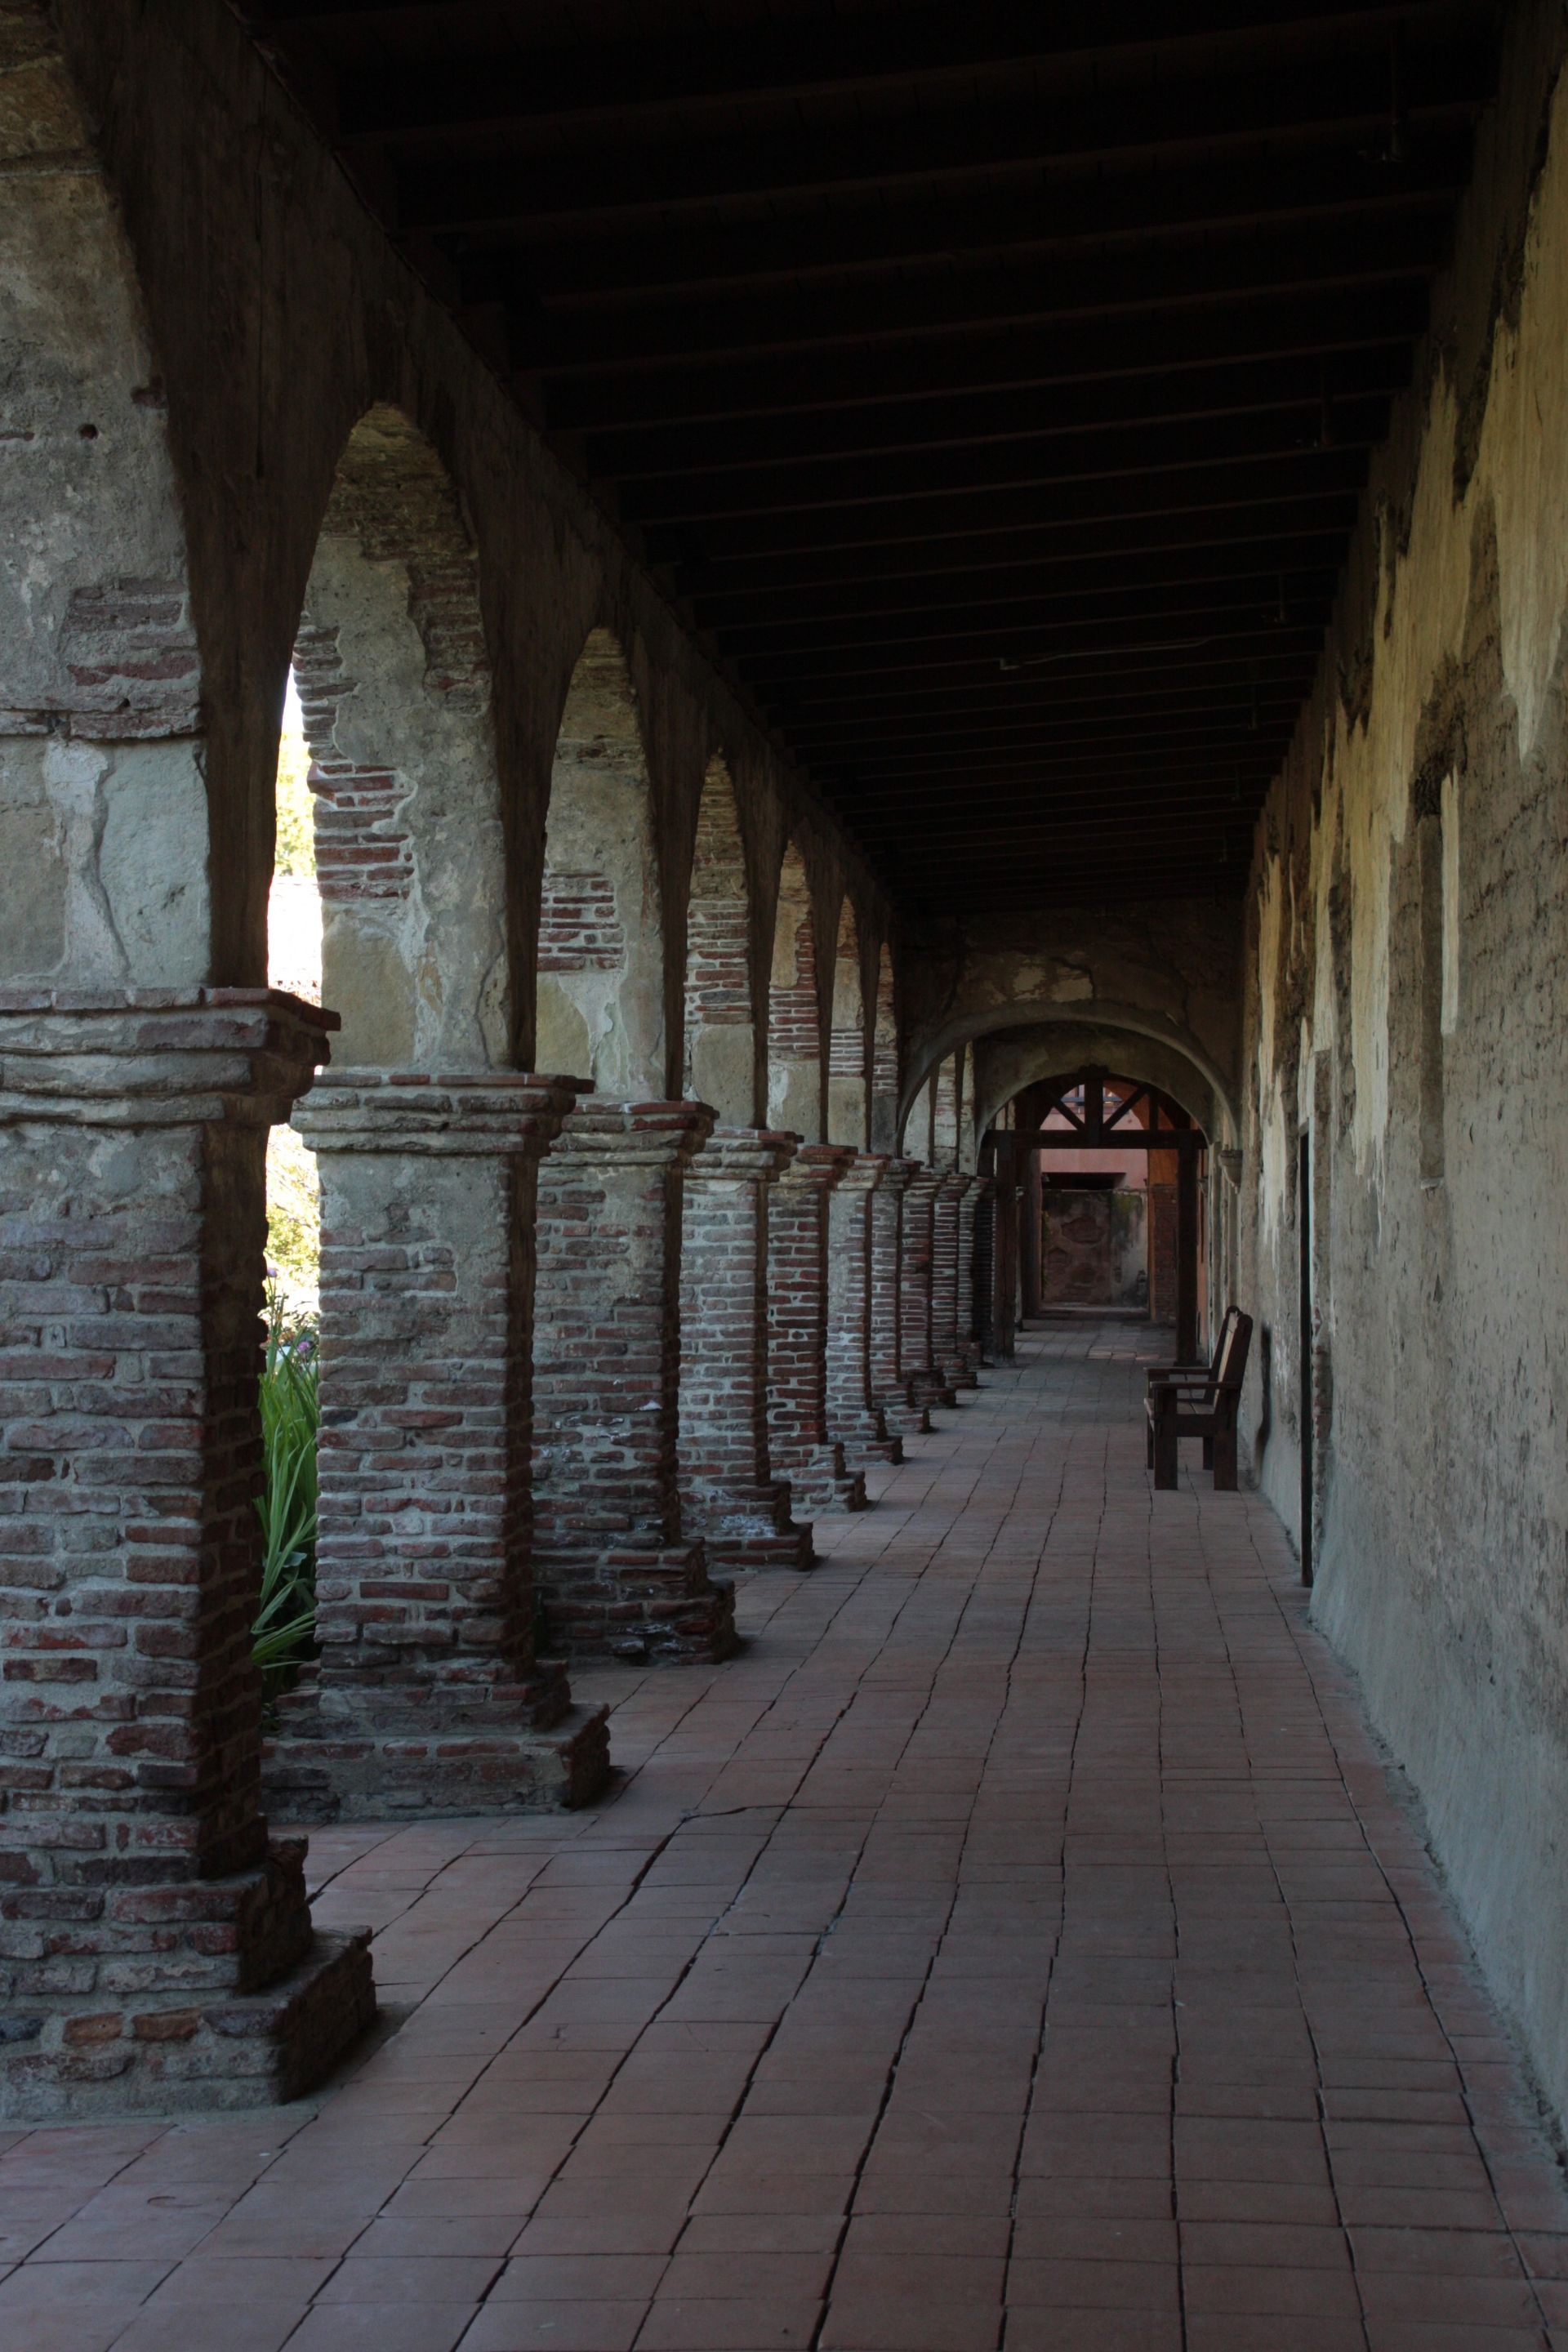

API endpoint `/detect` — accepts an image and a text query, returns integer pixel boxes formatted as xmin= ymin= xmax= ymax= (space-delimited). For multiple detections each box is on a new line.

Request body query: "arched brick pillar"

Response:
xmin=0 ymin=33 xmax=370 ymax=2113
xmin=531 ymin=636 xmax=735 ymax=1661
xmin=869 ymin=942 xmax=900 ymax=1152
xmin=931 ymin=1054 xmax=977 ymax=1391
xmin=767 ymin=840 xmax=824 ymax=1140
xmin=682 ymin=756 xmax=757 ymax=1127
xmin=267 ymin=411 xmax=608 ymax=1818
xmin=827 ymin=899 xmax=870 ymax=1152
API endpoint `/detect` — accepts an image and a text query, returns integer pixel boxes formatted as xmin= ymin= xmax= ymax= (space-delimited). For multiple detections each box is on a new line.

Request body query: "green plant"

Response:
xmin=254 ymin=1290 xmax=320 ymax=1689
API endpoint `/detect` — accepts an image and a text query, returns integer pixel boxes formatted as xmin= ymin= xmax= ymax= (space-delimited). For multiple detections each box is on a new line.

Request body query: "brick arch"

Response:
xmin=536 ymin=626 xmax=664 ymax=1098
xmin=292 ymin=403 xmax=509 ymax=1071
xmin=870 ymin=942 xmax=900 ymax=1150
xmin=682 ymin=755 xmax=756 ymax=1124
xmin=767 ymin=840 xmax=823 ymax=1138
xmin=827 ymin=898 xmax=870 ymax=1150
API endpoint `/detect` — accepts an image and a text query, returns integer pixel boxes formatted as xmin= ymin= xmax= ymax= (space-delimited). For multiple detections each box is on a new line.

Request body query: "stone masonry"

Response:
xmin=0 ymin=992 xmax=374 ymax=2117
xmin=531 ymin=1099 xmax=737 ymax=1663
xmin=263 ymin=1071 xmax=610 ymax=1823
xmin=765 ymin=1143 xmax=867 ymax=1515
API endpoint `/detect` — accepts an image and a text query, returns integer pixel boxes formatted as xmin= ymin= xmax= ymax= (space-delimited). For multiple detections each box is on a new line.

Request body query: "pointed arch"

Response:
xmin=682 ymin=755 xmax=756 ymax=1124
xmin=767 ymin=839 xmax=822 ymax=1137
xmin=827 ymin=897 xmax=870 ymax=1149
xmin=535 ymin=626 xmax=663 ymax=1096
xmin=292 ymin=403 xmax=508 ymax=1071
xmin=870 ymin=942 xmax=900 ymax=1150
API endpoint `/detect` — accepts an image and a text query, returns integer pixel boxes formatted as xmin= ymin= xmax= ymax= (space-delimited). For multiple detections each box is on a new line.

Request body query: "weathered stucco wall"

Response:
xmin=0 ymin=0 xmax=889 ymax=1094
xmin=1240 ymin=1 xmax=1568 ymax=2127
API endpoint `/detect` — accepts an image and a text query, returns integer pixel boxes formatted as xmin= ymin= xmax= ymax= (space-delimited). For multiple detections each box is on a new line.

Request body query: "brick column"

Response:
xmin=900 ymin=1165 xmax=956 ymax=1410
xmin=933 ymin=1172 xmax=978 ymax=1392
xmin=265 ymin=1072 xmax=611 ymax=1822
xmin=825 ymin=1153 xmax=902 ymax=1470
xmin=679 ymin=1128 xmax=813 ymax=1570
xmin=0 ymin=991 xmax=374 ymax=2118
xmin=532 ymin=1100 xmax=737 ymax=1663
xmin=766 ymin=1144 xmax=867 ymax=1515
xmin=962 ymin=1176 xmax=993 ymax=1368
xmin=869 ymin=1159 xmax=929 ymax=1437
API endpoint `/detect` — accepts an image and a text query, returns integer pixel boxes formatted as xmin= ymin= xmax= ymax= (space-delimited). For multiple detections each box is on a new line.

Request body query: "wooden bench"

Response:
xmin=1145 ymin=1307 xmax=1253 ymax=1490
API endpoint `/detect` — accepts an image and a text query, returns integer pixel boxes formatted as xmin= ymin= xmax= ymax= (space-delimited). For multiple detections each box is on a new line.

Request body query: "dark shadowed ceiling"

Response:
xmin=238 ymin=0 xmax=1503 ymax=912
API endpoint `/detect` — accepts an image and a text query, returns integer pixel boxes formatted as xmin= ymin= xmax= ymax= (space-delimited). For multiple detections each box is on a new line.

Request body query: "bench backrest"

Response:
xmin=1214 ymin=1307 xmax=1253 ymax=1393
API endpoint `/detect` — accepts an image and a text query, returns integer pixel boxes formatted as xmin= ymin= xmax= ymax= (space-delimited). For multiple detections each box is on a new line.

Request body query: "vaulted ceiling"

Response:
xmin=239 ymin=0 xmax=1503 ymax=913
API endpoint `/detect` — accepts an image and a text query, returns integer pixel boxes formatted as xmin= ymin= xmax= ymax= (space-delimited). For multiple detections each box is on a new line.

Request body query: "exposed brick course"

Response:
xmin=824 ymin=1152 xmax=902 ymax=1468
xmin=532 ymin=1099 xmax=737 ymax=1663
xmin=897 ymin=1165 xmax=956 ymax=1411
xmin=868 ymin=1160 xmax=929 ymax=1437
xmin=765 ymin=1143 xmax=866 ymax=1515
xmin=933 ymin=1170 xmax=977 ymax=1391
xmin=264 ymin=1071 xmax=610 ymax=1822
xmin=678 ymin=1128 xmax=813 ymax=1570
xmin=0 ymin=991 xmax=373 ymax=2115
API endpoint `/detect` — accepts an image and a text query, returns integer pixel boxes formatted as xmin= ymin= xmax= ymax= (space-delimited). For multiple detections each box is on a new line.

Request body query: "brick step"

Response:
xmin=263 ymin=1699 xmax=611 ymax=1822
xmin=0 ymin=1922 xmax=375 ymax=2121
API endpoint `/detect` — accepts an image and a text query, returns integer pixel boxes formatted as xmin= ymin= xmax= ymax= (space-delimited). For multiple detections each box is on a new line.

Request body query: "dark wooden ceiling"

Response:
xmin=238 ymin=0 xmax=1503 ymax=913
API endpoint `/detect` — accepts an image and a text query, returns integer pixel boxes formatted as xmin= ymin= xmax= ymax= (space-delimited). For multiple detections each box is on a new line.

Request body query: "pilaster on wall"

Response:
xmin=0 ymin=992 xmax=374 ymax=2118
xmin=532 ymin=1099 xmax=737 ymax=1663
xmin=899 ymin=1166 xmax=956 ymax=1411
xmin=679 ymin=1128 xmax=813 ymax=1570
xmin=766 ymin=1144 xmax=867 ymax=1515
xmin=933 ymin=1173 xmax=978 ymax=1391
xmin=825 ymin=1154 xmax=902 ymax=1469
xmin=265 ymin=1071 xmax=610 ymax=1822
xmin=868 ymin=1160 xmax=930 ymax=1437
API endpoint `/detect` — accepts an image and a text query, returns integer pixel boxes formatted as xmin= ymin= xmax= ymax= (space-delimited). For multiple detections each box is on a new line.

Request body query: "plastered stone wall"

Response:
xmin=1237 ymin=1 xmax=1568 ymax=2127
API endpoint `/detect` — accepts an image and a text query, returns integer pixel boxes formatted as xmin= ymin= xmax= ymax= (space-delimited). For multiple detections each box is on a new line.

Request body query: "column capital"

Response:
xmin=879 ymin=1156 xmax=922 ymax=1200
xmin=902 ymin=1162 xmax=947 ymax=1203
xmin=551 ymin=1095 xmax=715 ymax=1169
xmin=0 ymin=987 xmax=336 ymax=1127
xmin=295 ymin=1067 xmax=582 ymax=1156
xmin=832 ymin=1150 xmax=889 ymax=1200
xmin=776 ymin=1141 xmax=857 ymax=1195
xmin=687 ymin=1124 xmax=799 ymax=1184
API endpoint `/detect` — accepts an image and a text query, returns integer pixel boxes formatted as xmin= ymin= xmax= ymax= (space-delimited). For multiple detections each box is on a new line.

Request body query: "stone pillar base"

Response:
xmin=543 ymin=1542 xmax=738 ymax=1663
xmin=0 ymin=1839 xmax=375 ymax=2122
xmin=782 ymin=1441 xmax=868 ymax=1514
xmin=700 ymin=1481 xmax=816 ymax=1573
xmin=265 ymin=1668 xmax=610 ymax=1823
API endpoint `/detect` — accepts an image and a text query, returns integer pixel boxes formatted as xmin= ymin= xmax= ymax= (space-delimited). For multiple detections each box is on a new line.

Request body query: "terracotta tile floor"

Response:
xmin=5 ymin=1323 xmax=1567 ymax=2352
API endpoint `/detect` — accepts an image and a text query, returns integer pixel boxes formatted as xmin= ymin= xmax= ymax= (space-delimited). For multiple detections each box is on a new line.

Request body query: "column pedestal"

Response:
xmin=0 ymin=991 xmax=374 ymax=2118
xmin=532 ymin=1100 xmax=737 ymax=1662
xmin=766 ymin=1144 xmax=866 ymax=1514
xmin=825 ymin=1154 xmax=902 ymax=1469
xmin=869 ymin=1159 xmax=929 ymax=1436
xmin=265 ymin=1072 xmax=610 ymax=1823
xmin=900 ymin=1165 xmax=957 ymax=1410
xmin=933 ymin=1172 xmax=978 ymax=1391
xmin=679 ymin=1127 xmax=813 ymax=1571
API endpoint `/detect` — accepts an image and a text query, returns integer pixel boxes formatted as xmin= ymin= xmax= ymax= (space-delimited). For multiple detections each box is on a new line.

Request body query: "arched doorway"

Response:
xmin=986 ymin=1066 xmax=1209 ymax=1365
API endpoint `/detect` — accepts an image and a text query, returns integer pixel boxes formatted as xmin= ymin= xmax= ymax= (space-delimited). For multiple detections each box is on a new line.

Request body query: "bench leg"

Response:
xmin=1146 ymin=1414 xmax=1155 ymax=1469
xmin=1152 ymin=1398 xmax=1178 ymax=1490
xmin=1212 ymin=1423 xmax=1238 ymax=1490
xmin=1201 ymin=1436 xmax=1214 ymax=1469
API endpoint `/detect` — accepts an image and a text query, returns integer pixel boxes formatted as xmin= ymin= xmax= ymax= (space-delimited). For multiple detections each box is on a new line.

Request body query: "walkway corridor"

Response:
xmin=3 ymin=1329 xmax=1566 ymax=2352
